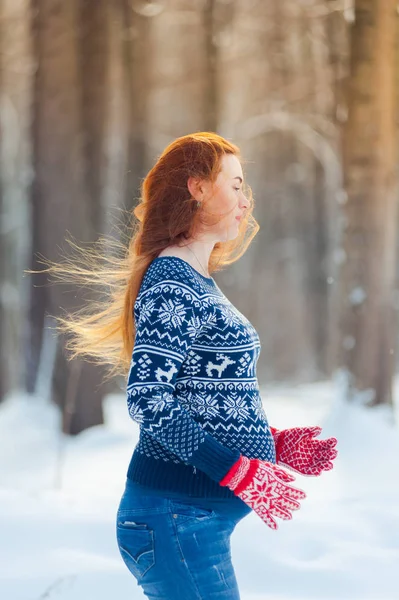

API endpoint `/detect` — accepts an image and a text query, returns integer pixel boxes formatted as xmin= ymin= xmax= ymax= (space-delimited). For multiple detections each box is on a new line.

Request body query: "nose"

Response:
xmin=239 ymin=192 xmax=249 ymax=211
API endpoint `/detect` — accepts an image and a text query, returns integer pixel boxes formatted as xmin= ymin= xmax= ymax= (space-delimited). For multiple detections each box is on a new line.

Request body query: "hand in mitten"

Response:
xmin=219 ymin=454 xmax=306 ymax=530
xmin=270 ymin=425 xmax=338 ymax=477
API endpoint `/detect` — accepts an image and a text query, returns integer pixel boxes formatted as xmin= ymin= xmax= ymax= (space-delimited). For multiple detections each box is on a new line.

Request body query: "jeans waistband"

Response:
xmin=123 ymin=478 xmax=252 ymax=523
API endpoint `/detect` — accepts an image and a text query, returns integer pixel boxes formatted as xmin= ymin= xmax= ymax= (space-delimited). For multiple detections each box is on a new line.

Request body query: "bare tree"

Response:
xmin=29 ymin=0 xmax=107 ymax=433
xmin=79 ymin=0 xmax=110 ymax=233
xmin=119 ymin=0 xmax=151 ymax=212
xmin=0 ymin=0 xmax=33 ymax=400
xmin=334 ymin=0 xmax=398 ymax=406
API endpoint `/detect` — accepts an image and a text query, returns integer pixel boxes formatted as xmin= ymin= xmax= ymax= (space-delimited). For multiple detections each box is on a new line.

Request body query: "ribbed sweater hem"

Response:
xmin=126 ymin=451 xmax=240 ymax=499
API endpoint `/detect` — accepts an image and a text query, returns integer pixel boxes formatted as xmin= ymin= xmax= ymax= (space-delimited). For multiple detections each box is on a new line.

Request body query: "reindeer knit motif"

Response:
xmin=126 ymin=256 xmax=276 ymax=498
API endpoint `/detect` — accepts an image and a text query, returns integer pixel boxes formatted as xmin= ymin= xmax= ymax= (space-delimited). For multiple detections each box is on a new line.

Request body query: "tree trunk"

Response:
xmin=335 ymin=0 xmax=398 ymax=405
xmin=30 ymin=0 xmax=106 ymax=432
xmin=79 ymin=0 xmax=110 ymax=234
xmin=203 ymin=0 xmax=218 ymax=132
xmin=0 ymin=0 xmax=33 ymax=398
xmin=120 ymin=0 xmax=151 ymax=212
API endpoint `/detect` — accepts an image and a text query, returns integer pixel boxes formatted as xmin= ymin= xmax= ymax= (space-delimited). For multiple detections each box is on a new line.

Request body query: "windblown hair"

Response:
xmin=32 ymin=132 xmax=259 ymax=381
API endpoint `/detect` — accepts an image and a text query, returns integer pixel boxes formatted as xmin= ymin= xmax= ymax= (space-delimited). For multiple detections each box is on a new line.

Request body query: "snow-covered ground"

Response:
xmin=1 ymin=381 xmax=398 ymax=600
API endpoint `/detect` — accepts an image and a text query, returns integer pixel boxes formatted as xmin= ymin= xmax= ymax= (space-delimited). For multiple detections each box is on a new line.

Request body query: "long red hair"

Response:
xmin=30 ymin=132 xmax=259 ymax=380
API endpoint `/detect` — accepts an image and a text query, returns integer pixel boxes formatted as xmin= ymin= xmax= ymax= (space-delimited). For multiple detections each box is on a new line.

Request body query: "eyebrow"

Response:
xmin=233 ymin=176 xmax=243 ymax=183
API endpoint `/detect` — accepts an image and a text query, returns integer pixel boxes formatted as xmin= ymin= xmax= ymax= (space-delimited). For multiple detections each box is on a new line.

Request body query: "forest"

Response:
xmin=0 ymin=0 xmax=398 ymax=434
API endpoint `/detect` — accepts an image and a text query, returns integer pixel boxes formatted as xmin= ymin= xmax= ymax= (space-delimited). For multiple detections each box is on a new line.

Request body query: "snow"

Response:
xmin=1 ymin=381 xmax=399 ymax=600
xmin=349 ymin=287 xmax=367 ymax=306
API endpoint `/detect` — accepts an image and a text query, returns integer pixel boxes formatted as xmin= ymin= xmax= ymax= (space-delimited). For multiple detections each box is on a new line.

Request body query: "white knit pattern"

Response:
xmin=126 ymin=256 xmax=276 ymax=468
xmin=228 ymin=455 xmax=251 ymax=490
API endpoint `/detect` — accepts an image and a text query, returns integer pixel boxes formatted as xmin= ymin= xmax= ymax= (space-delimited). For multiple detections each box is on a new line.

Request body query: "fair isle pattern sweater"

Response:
xmin=126 ymin=256 xmax=276 ymax=498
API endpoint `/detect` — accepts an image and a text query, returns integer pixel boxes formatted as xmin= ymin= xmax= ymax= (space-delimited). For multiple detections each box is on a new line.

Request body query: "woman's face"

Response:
xmin=200 ymin=154 xmax=248 ymax=242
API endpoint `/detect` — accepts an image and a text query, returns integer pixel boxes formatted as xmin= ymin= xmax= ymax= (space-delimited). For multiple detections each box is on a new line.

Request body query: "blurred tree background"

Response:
xmin=0 ymin=0 xmax=397 ymax=433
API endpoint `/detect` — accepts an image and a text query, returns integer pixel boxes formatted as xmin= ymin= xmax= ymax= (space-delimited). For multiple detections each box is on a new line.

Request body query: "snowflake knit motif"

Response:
xmin=125 ymin=256 xmax=276 ymax=497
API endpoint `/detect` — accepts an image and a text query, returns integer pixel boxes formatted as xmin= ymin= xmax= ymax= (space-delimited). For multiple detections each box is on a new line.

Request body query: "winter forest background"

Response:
xmin=2 ymin=0 xmax=399 ymax=432
xmin=1 ymin=2 xmax=399 ymax=600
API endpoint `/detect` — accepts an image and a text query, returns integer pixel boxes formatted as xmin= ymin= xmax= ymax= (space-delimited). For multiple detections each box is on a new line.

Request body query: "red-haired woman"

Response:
xmin=44 ymin=132 xmax=337 ymax=599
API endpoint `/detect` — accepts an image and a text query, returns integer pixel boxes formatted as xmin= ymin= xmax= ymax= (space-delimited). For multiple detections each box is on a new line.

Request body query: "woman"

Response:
xmin=114 ymin=132 xmax=337 ymax=599
xmin=42 ymin=132 xmax=338 ymax=599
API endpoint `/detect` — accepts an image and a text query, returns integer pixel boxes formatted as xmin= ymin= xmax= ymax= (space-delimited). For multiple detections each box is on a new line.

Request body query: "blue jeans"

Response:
xmin=116 ymin=478 xmax=252 ymax=599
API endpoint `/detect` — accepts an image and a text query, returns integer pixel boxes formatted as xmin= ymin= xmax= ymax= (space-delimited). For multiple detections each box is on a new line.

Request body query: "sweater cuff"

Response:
xmin=270 ymin=426 xmax=282 ymax=458
xmin=188 ymin=432 xmax=241 ymax=483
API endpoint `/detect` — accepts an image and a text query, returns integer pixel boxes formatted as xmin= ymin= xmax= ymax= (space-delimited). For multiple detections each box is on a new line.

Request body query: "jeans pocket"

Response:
xmin=169 ymin=499 xmax=217 ymax=528
xmin=116 ymin=518 xmax=155 ymax=580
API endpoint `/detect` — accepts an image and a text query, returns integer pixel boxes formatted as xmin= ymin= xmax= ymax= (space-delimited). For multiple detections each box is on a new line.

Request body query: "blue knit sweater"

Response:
xmin=125 ymin=256 xmax=276 ymax=498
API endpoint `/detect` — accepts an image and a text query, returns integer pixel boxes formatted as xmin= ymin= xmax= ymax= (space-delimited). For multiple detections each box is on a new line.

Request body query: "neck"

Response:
xmin=176 ymin=239 xmax=215 ymax=275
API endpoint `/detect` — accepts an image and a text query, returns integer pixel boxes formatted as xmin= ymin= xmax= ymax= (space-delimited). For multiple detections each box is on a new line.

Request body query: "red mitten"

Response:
xmin=270 ymin=425 xmax=338 ymax=477
xmin=219 ymin=454 xmax=306 ymax=530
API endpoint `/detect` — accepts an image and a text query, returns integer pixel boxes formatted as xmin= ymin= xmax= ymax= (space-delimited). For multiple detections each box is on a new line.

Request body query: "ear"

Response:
xmin=187 ymin=176 xmax=206 ymax=200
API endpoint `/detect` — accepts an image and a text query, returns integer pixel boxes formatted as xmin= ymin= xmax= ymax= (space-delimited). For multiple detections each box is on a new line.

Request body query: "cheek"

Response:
xmin=215 ymin=188 xmax=237 ymax=214
xmin=207 ymin=186 xmax=237 ymax=228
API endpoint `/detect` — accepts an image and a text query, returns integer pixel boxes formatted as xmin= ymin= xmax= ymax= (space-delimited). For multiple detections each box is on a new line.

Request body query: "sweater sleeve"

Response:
xmin=126 ymin=279 xmax=241 ymax=482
